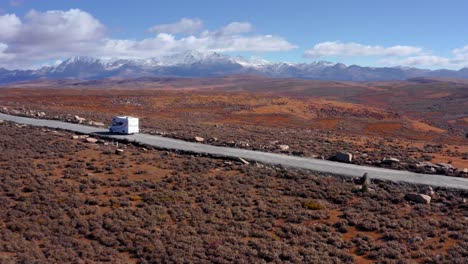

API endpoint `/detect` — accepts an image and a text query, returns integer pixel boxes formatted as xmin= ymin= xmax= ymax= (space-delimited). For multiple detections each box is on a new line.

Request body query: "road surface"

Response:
xmin=1 ymin=112 xmax=467 ymax=190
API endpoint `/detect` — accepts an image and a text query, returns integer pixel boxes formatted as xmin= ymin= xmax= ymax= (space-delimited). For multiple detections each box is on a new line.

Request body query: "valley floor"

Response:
xmin=0 ymin=121 xmax=467 ymax=263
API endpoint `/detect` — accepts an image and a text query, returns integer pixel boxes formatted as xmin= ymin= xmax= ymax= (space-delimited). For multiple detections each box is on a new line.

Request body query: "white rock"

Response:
xmin=85 ymin=137 xmax=98 ymax=143
xmin=115 ymin=149 xmax=124 ymax=155
xmin=278 ymin=145 xmax=290 ymax=151
xmin=88 ymin=121 xmax=105 ymax=127
xmin=74 ymin=115 xmax=86 ymax=124
xmin=194 ymin=136 xmax=204 ymax=142
xmin=238 ymin=157 xmax=250 ymax=165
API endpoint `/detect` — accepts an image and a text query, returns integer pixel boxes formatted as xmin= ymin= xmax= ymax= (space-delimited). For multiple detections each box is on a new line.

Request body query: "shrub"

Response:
xmin=303 ymin=200 xmax=325 ymax=210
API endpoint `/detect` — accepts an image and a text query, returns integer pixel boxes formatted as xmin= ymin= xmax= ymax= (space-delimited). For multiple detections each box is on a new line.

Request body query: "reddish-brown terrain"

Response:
xmin=0 ymin=76 xmax=468 ymax=263
xmin=0 ymin=121 xmax=467 ymax=263
xmin=0 ymin=76 xmax=466 ymax=173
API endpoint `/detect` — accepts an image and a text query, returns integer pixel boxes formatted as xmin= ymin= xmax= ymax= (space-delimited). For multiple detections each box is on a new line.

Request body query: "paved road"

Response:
xmin=1 ymin=112 xmax=467 ymax=190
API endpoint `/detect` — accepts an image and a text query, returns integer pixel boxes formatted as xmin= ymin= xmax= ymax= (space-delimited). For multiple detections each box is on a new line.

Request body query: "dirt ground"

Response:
xmin=0 ymin=83 xmax=466 ymax=174
xmin=0 ymin=121 xmax=467 ymax=263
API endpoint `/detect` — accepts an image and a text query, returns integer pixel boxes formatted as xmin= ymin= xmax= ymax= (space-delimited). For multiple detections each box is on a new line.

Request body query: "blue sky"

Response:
xmin=0 ymin=0 xmax=467 ymax=69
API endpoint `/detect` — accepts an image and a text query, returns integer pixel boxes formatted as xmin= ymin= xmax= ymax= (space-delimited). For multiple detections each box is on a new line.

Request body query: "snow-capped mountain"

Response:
xmin=0 ymin=51 xmax=467 ymax=84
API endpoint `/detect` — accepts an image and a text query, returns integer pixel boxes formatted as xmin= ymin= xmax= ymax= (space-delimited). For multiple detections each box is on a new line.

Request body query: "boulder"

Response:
xmin=382 ymin=157 xmax=400 ymax=165
xmin=85 ymin=137 xmax=98 ymax=143
xmin=458 ymin=168 xmax=468 ymax=177
xmin=207 ymin=137 xmax=218 ymax=143
xmin=278 ymin=145 xmax=290 ymax=151
xmin=194 ymin=136 xmax=204 ymax=142
xmin=336 ymin=152 xmax=353 ymax=163
xmin=405 ymin=193 xmax=431 ymax=204
xmin=36 ymin=112 xmax=46 ymax=117
xmin=115 ymin=149 xmax=124 ymax=155
xmin=419 ymin=186 xmax=435 ymax=196
xmin=359 ymin=173 xmax=371 ymax=186
xmin=436 ymin=163 xmax=454 ymax=169
xmin=74 ymin=115 xmax=86 ymax=124
xmin=416 ymin=161 xmax=440 ymax=173
xmin=417 ymin=161 xmax=439 ymax=169
xmin=88 ymin=121 xmax=105 ymax=127
xmin=236 ymin=141 xmax=250 ymax=148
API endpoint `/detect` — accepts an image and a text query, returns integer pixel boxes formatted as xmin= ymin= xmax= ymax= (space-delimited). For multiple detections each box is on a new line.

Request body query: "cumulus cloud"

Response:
xmin=99 ymin=33 xmax=295 ymax=59
xmin=453 ymin=45 xmax=468 ymax=62
xmin=0 ymin=9 xmax=107 ymax=67
xmin=379 ymin=55 xmax=452 ymax=67
xmin=219 ymin=22 xmax=253 ymax=35
xmin=304 ymin=41 xmax=423 ymax=58
xmin=0 ymin=14 xmax=21 ymax=41
xmin=377 ymin=46 xmax=468 ymax=68
xmin=0 ymin=10 xmax=296 ymax=68
xmin=148 ymin=18 xmax=203 ymax=34
xmin=100 ymin=19 xmax=294 ymax=59
xmin=304 ymin=41 xmax=468 ymax=68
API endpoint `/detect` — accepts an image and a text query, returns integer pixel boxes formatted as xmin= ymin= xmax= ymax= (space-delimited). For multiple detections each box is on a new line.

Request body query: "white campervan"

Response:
xmin=109 ymin=116 xmax=139 ymax=134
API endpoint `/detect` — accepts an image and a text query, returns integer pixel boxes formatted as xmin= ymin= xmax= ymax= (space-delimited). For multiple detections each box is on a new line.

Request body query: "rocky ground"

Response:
xmin=1 ymin=102 xmax=466 ymax=178
xmin=0 ymin=121 xmax=467 ymax=263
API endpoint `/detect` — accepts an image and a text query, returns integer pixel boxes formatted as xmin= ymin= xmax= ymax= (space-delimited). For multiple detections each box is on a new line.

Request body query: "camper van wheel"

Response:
xmin=109 ymin=129 xmax=113 ymax=133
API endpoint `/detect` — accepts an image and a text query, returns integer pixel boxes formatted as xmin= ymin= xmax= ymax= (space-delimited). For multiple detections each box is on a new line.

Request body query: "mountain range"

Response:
xmin=1 ymin=51 xmax=468 ymax=84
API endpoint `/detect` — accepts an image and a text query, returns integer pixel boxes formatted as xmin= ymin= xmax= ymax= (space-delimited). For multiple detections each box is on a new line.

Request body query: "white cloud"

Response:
xmin=0 ymin=9 xmax=107 ymax=68
xmin=0 ymin=43 xmax=14 ymax=60
xmin=304 ymin=41 xmax=423 ymax=58
xmin=379 ymin=55 xmax=452 ymax=67
xmin=378 ymin=46 xmax=468 ymax=68
xmin=219 ymin=22 xmax=253 ymax=35
xmin=0 ymin=14 xmax=21 ymax=41
xmin=99 ymin=33 xmax=295 ymax=59
xmin=0 ymin=10 xmax=296 ymax=68
xmin=304 ymin=41 xmax=468 ymax=68
xmin=453 ymin=45 xmax=468 ymax=62
xmin=148 ymin=18 xmax=203 ymax=34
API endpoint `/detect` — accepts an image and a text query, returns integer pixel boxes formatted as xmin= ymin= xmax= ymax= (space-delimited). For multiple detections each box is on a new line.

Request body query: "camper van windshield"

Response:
xmin=112 ymin=121 xmax=124 ymax=126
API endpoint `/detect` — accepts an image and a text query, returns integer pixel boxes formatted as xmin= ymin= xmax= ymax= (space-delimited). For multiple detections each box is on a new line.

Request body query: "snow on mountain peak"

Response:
xmin=1 ymin=52 xmax=467 ymax=83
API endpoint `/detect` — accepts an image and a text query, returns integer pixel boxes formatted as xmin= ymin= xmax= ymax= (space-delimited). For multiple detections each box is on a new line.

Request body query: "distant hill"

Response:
xmin=1 ymin=51 xmax=467 ymax=84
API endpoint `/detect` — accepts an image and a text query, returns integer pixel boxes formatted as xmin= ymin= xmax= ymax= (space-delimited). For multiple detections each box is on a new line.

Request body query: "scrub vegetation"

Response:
xmin=0 ymin=121 xmax=467 ymax=263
